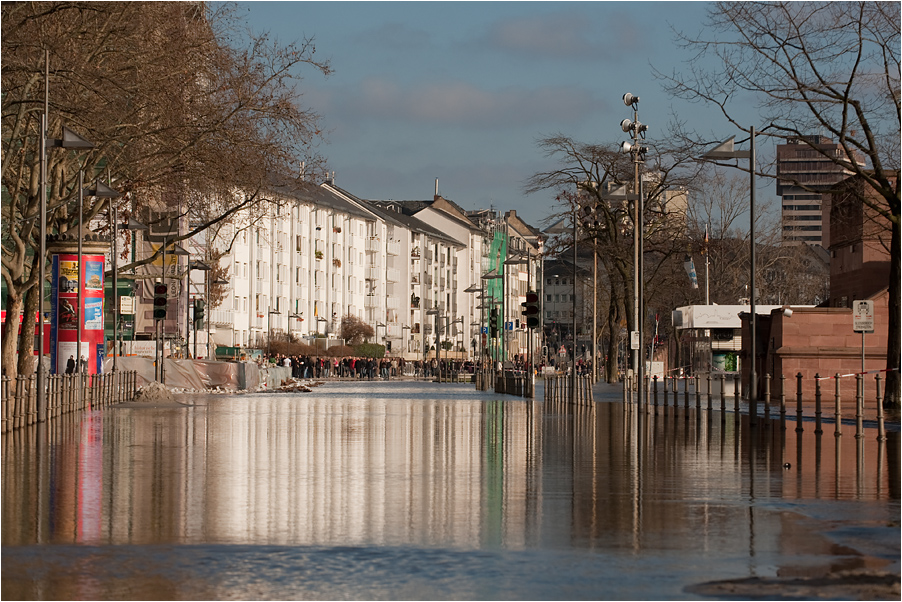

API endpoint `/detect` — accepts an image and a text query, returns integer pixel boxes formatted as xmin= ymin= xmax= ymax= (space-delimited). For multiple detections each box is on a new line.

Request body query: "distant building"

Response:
xmin=825 ymin=172 xmax=896 ymax=307
xmin=777 ymin=135 xmax=854 ymax=247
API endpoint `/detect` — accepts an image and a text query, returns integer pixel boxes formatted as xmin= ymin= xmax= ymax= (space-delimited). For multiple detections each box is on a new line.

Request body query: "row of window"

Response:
xmin=546 ymin=294 xmax=574 ymax=303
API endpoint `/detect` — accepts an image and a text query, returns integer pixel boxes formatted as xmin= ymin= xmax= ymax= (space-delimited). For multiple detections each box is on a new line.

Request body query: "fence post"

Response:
xmin=695 ymin=374 xmax=700 ymax=409
xmin=796 ymin=373 xmax=804 ymax=432
xmin=814 ymin=374 xmax=823 ymax=435
xmin=855 ymin=373 xmax=863 ymax=440
xmin=706 ymin=374 xmax=712 ymax=411
xmin=653 ymin=375 xmax=658 ymax=410
xmin=684 ymin=375 xmax=690 ymax=410
xmin=780 ymin=374 xmax=786 ymax=431
xmin=733 ymin=373 xmax=740 ymax=418
xmin=875 ymin=374 xmax=885 ymax=442
xmin=763 ymin=373 xmax=771 ymax=422
xmin=720 ymin=373 xmax=726 ymax=413
xmin=833 ymin=373 xmax=842 ymax=438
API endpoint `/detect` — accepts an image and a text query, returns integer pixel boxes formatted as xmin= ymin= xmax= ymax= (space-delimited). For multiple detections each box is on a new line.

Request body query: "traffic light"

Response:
xmin=153 ymin=282 xmax=168 ymax=320
xmin=193 ymin=298 xmax=205 ymax=328
xmin=524 ymin=290 xmax=540 ymax=329
xmin=490 ymin=307 xmax=499 ymax=338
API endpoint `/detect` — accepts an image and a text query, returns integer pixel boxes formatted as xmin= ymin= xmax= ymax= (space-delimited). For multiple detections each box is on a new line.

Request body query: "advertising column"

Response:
xmin=48 ymin=235 xmax=110 ymax=374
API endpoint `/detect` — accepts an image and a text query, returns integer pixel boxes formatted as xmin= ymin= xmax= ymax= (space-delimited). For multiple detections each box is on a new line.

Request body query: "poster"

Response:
xmin=85 ymin=261 xmax=103 ymax=291
xmin=58 ymin=260 xmax=78 ymax=294
xmin=84 ymin=299 xmax=104 ymax=330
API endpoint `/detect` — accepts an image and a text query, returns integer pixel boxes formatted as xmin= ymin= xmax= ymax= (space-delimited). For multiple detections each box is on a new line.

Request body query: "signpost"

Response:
xmin=852 ymin=300 xmax=874 ymax=375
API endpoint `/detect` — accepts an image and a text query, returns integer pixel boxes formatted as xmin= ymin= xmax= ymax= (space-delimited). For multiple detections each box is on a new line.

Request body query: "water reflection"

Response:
xmin=3 ymin=381 xmax=898 ymax=600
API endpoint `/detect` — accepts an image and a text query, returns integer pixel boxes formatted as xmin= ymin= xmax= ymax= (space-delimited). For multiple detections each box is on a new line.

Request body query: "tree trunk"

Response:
xmin=1 ymin=289 xmax=23 ymax=377
xmin=604 ymin=302 xmax=619 ymax=383
xmin=885 ymin=217 xmax=900 ymax=408
xmin=16 ymin=282 xmax=40 ymax=377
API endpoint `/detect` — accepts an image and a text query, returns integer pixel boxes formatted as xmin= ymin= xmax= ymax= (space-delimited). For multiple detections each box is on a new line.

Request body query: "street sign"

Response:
xmin=630 ymin=330 xmax=639 ymax=350
xmin=119 ymin=295 xmax=135 ymax=315
xmin=505 ymin=321 xmax=513 ymax=330
xmin=852 ymin=300 xmax=874 ymax=333
xmin=482 ymin=326 xmax=488 ymax=334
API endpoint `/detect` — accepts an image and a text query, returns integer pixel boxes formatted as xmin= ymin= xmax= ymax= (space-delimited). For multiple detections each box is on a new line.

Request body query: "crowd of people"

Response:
xmin=259 ymin=352 xmax=596 ymax=381
xmin=261 ymin=354 xmax=489 ymax=380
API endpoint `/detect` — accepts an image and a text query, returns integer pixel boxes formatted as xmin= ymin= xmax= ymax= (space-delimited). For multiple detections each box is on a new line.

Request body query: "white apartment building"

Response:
xmin=198 ymin=180 xmax=542 ymax=363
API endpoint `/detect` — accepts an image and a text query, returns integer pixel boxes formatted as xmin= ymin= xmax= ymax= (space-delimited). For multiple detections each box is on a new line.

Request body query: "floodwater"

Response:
xmin=2 ymin=380 xmax=899 ymax=600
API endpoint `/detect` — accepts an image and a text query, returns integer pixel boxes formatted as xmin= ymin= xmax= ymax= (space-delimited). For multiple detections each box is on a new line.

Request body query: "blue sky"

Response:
xmin=238 ymin=1 xmax=765 ymax=227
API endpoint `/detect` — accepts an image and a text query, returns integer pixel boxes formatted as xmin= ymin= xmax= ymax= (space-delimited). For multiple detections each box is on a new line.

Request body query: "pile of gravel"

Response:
xmin=133 ymin=381 xmax=175 ymax=403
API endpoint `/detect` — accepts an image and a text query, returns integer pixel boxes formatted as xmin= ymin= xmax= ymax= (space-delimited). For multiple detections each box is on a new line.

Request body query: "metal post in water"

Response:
xmin=779 ymin=374 xmax=786 ymax=429
xmin=855 ymin=373 xmax=863 ymax=440
xmin=733 ymin=373 xmax=740 ymax=417
xmin=834 ymin=373 xmax=842 ymax=438
xmin=720 ymin=373 xmax=726 ymax=413
xmin=653 ymin=375 xmax=658 ymax=412
xmin=796 ymin=373 xmax=804 ymax=432
xmin=875 ymin=374 xmax=885 ymax=441
xmin=706 ymin=374 xmax=712 ymax=411
xmin=814 ymin=374 xmax=823 ymax=435
xmin=764 ymin=373 xmax=771 ymax=422
xmin=663 ymin=375 xmax=668 ymax=408
xmin=695 ymin=374 xmax=700 ymax=409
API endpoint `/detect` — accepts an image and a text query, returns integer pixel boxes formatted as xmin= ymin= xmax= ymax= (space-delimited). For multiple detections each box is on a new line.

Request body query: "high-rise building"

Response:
xmin=776 ymin=135 xmax=853 ymax=248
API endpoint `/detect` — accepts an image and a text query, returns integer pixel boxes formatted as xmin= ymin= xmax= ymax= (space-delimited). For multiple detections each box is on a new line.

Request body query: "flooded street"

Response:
xmin=3 ymin=380 xmax=899 ymax=600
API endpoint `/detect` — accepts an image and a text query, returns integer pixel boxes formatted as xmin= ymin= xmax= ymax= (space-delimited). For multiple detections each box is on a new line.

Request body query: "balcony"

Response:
xmin=210 ymin=309 xmax=234 ymax=326
xmin=386 ymin=268 xmax=400 ymax=283
xmin=366 ymin=267 xmax=380 ymax=280
xmin=387 ymin=240 xmax=401 ymax=256
xmin=366 ymin=237 xmax=381 ymax=252
xmin=365 ymin=295 xmax=379 ymax=308
xmin=386 ymin=296 xmax=400 ymax=310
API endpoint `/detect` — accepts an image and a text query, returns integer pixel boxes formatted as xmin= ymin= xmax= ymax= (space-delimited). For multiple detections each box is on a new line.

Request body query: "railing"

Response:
xmin=387 ymin=240 xmax=401 ymax=256
xmin=544 ymin=374 xmax=593 ymax=405
xmin=1 ymin=370 xmax=139 ymax=433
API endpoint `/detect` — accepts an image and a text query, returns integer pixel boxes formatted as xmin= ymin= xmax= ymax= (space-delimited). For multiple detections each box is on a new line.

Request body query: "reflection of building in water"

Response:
xmin=198 ymin=397 xmax=538 ymax=547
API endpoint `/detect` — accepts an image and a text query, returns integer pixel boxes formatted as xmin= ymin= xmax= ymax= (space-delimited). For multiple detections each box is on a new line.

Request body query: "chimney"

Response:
xmin=435 ymin=178 xmax=439 ymax=196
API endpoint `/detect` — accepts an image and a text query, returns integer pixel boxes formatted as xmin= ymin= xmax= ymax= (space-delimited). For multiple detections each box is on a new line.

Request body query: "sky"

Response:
xmin=236 ymin=1 xmax=767 ymax=228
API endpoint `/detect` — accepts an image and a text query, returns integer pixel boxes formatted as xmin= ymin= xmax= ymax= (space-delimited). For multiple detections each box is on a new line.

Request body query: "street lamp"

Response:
xmin=38 ymin=51 xmax=97 ymax=420
xmin=704 ymin=132 xmax=757 ymax=421
xmin=267 ymin=307 xmax=281 ymax=356
xmin=426 ymin=308 xmax=440 ymax=381
xmin=186 ymin=260 xmax=211 ymax=359
xmin=620 ymin=92 xmax=650 ymax=409
xmin=504 ymin=257 xmax=531 ymax=392
xmin=481 ymin=271 xmax=503 ymax=372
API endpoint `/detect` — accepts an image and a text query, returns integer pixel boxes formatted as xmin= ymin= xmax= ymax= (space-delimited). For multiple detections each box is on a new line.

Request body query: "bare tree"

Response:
xmin=525 ymin=135 xmax=699 ymax=382
xmin=340 ymin=315 xmax=374 ymax=346
xmin=1 ymin=2 xmax=331 ymax=377
xmin=657 ymin=0 xmax=900 ymax=405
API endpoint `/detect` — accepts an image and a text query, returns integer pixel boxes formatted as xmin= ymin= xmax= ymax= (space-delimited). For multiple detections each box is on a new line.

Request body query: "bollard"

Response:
xmin=796 ymin=373 xmax=804 ymax=432
xmin=706 ymin=374 xmax=712 ymax=411
xmin=875 ymin=374 xmax=885 ymax=442
xmin=733 ymin=373 xmax=740 ymax=417
xmin=780 ymin=374 xmax=786 ymax=431
xmin=653 ymin=375 xmax=659 ymax=410
xmin=834 ymin=373 xmax=842 ymax=438
xmin=720 ymin=373 xmax=726 ymax=413
xmin=764 ymin=373 xmax=771 ymax=422
xmin=855 ymin=373 xmax=863 ymax=440
xmin=695 ymin=375 xmax=701 ymax=409
xmin=684 ymin=375 xmax=690 ymax=410
xmin=814 ymin=374 xmax=823 ymax=435
xmin=663 ymin=375 xmax=669 ymax=408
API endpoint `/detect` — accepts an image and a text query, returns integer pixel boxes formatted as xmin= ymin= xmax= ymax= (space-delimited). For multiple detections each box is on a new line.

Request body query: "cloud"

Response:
xmin=478 ymin=10 xmax=646 ymax=62
xmin=333 ymin=78 xmax=606 ymax=128
xmin=354 ymin=22 xmax=432 ymax=52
